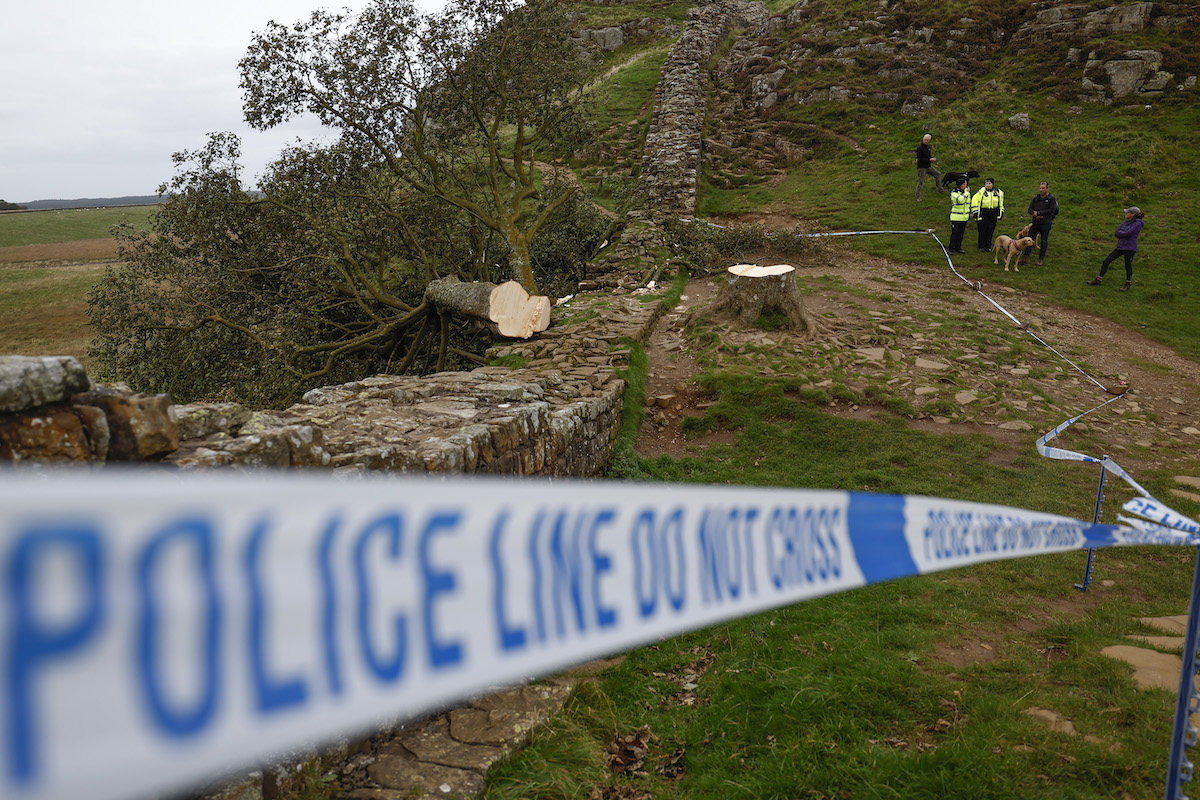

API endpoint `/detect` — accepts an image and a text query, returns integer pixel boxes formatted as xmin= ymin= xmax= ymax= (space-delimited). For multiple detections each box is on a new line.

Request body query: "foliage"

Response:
xmin=240 ymin=0 xmax=592 ymax=293
xmin=87 ymin=0 xmax=604 ymax=406
xmin=663 ymin=217 xmax=828 ymax=273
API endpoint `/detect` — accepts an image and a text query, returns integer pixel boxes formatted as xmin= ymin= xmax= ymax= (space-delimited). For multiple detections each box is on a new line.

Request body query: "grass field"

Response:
xmin=480 ymin=313 xmax=1197 ymax=800
xmin=698 ymin=98 xmax=1200 ymax=363
xmin=0 ymin=205 xmax=156 ymax=248
xmin=0 ymin=207 xmax=155 ymax=363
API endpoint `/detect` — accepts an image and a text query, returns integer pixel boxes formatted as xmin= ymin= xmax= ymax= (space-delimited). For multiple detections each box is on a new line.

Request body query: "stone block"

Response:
xmin=75 ymin=386 xmax=178 ymax=461
xmin=0 ymin=405 xmax=92 ymax=463
xmin=0 ymin=355 xmax=91 ymax=413
xmin=174 ymin=403 xmax=252 ymax=441
xmin=367 ymin=753 xmax=483 ymax=797
xmin=75 ymin=405 xmax=110 ymax=463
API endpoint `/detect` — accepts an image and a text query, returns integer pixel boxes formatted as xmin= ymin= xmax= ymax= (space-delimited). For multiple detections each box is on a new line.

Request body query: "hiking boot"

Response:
xmin=1086 ymin=277 xmax=1102 ymax=286
xmin=1119 ymin=281 xmax=1132 ymax=292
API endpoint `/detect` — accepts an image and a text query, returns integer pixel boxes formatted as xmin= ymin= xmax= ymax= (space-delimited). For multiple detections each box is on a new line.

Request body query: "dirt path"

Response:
xmin=636 ymin=243 xmax=1200 ymax=481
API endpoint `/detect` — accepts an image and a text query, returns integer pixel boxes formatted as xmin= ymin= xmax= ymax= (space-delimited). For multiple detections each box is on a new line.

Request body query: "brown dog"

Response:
xmin=993 ymin=234 xmax=1036 ymax=271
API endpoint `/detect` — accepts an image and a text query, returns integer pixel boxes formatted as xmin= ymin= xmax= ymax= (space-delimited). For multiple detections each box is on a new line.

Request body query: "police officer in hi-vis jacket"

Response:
xmin=948 ymin=177 xmax=971 ymax=255
xmin=971 ymin=178 xmax=1004 ymax=252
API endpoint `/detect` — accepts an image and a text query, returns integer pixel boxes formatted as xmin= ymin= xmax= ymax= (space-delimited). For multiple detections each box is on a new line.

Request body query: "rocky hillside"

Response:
xmin=573 ymin=0 xmax=1198 ymax=210
xmin=711 ymin=0 xmax=1194 ymax=168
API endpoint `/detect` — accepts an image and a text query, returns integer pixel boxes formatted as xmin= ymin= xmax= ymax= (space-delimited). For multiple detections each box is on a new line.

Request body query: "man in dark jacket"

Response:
xmin=915 ymin=134 xmax=944 ymax=202
xmin=1021 ymin=181 xmax=1059 ymax=266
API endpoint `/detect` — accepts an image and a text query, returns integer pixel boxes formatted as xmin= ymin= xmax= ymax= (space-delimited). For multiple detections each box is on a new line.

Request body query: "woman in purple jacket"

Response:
xmin=1086 ymin=206 xmax=1145 ymax=291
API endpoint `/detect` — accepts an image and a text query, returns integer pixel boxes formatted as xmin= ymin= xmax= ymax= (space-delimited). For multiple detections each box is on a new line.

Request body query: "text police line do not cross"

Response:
xmin=1 ymin=472 xmax=1164 ymax=800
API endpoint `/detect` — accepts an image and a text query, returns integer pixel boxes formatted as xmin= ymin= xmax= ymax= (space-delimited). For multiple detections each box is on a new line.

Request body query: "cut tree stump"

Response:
xmin=710 ymin=263 xmax=822 ymax=337
xmin=425 ymin=277 xmax=551 ymax=339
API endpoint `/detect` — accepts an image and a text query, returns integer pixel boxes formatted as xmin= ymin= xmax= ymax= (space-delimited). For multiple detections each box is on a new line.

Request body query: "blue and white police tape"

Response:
xmin=3 ymin=471 xmax=1197 ymax=800
xmin=1035 ymin=396 xmax=1199 ymax=541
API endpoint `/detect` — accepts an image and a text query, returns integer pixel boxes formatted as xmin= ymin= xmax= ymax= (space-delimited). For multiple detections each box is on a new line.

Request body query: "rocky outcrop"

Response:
xmin=576 ymin=17 xmax=681 ymax=51
xmin=1014 ymin=2 xmax=1197 ymax=103
xmin=1079 ymin=48 xmax=1176 ymax=102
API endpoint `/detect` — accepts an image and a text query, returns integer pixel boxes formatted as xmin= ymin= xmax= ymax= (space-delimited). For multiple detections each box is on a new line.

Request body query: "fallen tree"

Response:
xmin=425 ymin=277 xmax=551 ymax=339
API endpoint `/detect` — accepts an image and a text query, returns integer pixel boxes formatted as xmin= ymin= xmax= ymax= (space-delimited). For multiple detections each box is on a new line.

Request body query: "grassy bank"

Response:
xmin=699 ymin=99 xmax=1200 ymax=361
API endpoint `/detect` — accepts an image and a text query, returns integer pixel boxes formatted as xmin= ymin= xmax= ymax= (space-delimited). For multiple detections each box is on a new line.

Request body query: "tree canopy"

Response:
xmin=89 ymin=0 xmax=609 ymax=407
xmin=240 ymin=0 xmax=593 ymax=294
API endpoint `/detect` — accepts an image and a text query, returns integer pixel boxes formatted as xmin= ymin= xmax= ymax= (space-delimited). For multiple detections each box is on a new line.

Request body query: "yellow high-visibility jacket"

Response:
xmin=971 ymin=187 xmax=1005 ymax=218
xmin=950 ymin=189 xmax=972 ymax=222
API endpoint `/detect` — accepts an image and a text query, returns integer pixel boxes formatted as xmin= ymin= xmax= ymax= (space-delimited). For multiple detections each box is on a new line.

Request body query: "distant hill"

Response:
xmin=19 ymin=196 xmax=164 ymax=210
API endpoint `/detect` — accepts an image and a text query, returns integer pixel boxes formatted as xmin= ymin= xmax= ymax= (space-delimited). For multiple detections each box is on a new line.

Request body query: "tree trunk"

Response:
xmin=425 ymin=276 xmax=551 ymax=339
xmin=503 ymin=225 xmax=539 ymax=296
xmin=712 ymin=264 xmax=822 ymax=337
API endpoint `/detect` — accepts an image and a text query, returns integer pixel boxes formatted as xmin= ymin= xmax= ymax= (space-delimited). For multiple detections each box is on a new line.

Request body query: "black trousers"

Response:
xmin=1018 ymin=219 xmax=1052 ymax=264
xmin=1099 ymin=248 xmax=1135 ymax=281
xmin=949 ymin=221 xmax=967 ymax=252
xmin=977 ymin=211 xmax=999 ymax=250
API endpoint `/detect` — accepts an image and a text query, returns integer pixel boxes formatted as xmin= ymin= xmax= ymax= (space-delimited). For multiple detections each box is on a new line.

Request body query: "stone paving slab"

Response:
xmin=1140 ymin=615 xmax=1189 ymax=635
xmin=1125 ymin=634 xmax=1185 ymax=653
xmin=1100 ymin=645 xmax=1182 ymax=692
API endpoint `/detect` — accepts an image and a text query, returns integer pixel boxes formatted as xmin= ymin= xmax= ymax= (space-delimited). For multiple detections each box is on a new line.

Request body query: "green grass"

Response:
xmin=707 ymin=98 xmax=1200 ymax=361
xmin=0 ymin=205 xmax=156 ymax=247
xmin=487 ymin=361 xmax=1194 ymax=800
xmin=590 ymin=47 xmax=671 ymax=126
xmin=0 ymin=262 xmax=106 ymax=362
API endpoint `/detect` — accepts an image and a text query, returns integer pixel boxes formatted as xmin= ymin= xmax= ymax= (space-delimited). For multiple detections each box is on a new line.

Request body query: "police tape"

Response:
xmin=2 ymin=471 xmax=1197 ymax=800
xmin=684 ymin=217 xmax=1197 ymax=544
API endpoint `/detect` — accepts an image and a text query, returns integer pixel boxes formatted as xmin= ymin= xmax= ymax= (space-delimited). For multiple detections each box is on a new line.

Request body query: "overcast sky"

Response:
xmin=0 ymin=1 xmax=397 ymax=203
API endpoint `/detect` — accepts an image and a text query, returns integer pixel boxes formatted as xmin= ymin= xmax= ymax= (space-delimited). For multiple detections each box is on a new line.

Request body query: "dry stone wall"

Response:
xmin=0 ymin=292 xmax=662 ymax=476
xmin=638 ymin=0 xmax=767 ymax=219
xmin=590 ymin=0 xmax=764 ymax=287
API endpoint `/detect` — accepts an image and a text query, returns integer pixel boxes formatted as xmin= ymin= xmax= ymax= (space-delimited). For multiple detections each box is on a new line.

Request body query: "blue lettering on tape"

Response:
xmin=420 ymin=513 xmax=463 ymax=669
xmin=530 ymin=511 xmax=547 ymax=643
xmin=245 ymin=518 xmax=308 ymax=713
xmin=354 ymin=513 xmax=407 ymax=683
xmin=549 ymin=511 xmax=587 ymax=637
xmin=489 ymin=511 xmax=527 ymax=653
xmin=317 ymin=516 xmax=343 ymax=695
xmin=5 ymin=523 xmax=106 ymax=784
xmin=631 ymin=510 xmax=658 ymax=618
xmin=630 ymin=507 xmax=688 ymax=619
xmin=765 ymin=506 xmax=843 ymax=590
xmin=136 ymin=517 xmax=222 ymax=738
xmin=698 ymin=507 xmax=758 ymax=605
xmin=633 ymin=506 xmax=691 ymax=618
xmin=587 ymin=510 xmax=617 ymax=630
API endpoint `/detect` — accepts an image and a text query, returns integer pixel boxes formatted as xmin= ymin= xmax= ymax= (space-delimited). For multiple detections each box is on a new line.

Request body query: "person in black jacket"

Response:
xmin=914 ymin=134 xmax=944 ymax=202
xmin=1020 ymin=181 xmax=1059 ymax=266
